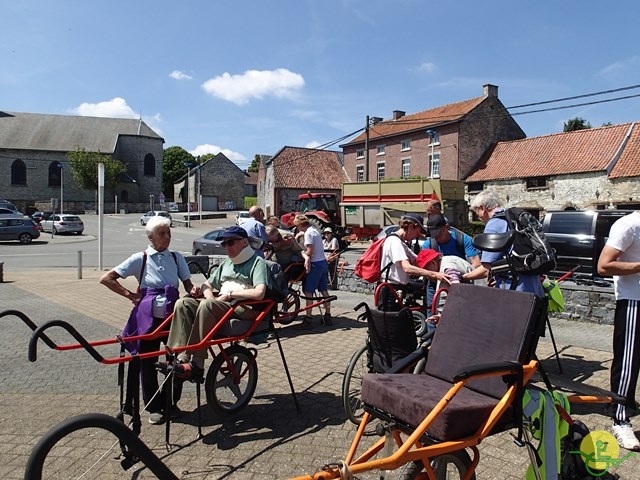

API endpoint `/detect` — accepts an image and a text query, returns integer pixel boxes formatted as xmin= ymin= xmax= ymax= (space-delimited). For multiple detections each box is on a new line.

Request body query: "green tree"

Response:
xmin=66 ymin=148 xmax=127 ymax=190
xmin=248 ymin=154 xmax=261 ymax=173
xmin=563 ymin=117 xmax=592 ymax=132
xmin=163 ymin=146 xmax=195 ymax=200
xmin=199 ymin=153 xmax=215 ymax=164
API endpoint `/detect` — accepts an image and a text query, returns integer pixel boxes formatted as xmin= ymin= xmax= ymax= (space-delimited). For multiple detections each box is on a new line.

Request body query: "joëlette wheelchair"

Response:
xmin=294 ymin=230 xmax=549 ymax=480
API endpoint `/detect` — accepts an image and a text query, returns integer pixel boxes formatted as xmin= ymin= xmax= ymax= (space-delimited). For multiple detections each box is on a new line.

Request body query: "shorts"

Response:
xmin=303 ymin=260 xmax=329 ymax=293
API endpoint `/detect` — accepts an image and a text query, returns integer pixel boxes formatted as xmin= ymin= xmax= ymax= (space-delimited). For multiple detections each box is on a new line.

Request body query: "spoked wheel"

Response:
xmin=396 ymin=450 xmax=475 ymax=480
xmin=412 ymin=310 xmax=428 ymax=336
xmin=342 ymin=344 xmax=369 ymax=425
xmin=277 ymin=290 xmax=300 ymax=325
xmin=205 ymin=344 xmax=258 ymax=416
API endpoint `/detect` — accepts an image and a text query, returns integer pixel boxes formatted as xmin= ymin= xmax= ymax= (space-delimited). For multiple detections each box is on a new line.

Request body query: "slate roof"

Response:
xmin=342 ymin=96 xmax=486 ymax=146
xmin=466 ymin=123 xmax=637 ymax=181
xmin=245 ymin=171 xmax=259 ymax=185
xmin=269 ymin=146 xmax=347 ymax=189
xmin=0 ymin=111 xmax=163 ymax=153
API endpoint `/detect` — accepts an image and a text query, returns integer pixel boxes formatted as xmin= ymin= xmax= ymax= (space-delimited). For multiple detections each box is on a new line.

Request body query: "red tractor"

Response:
xmin=280 ymin=192 xmax=346 ymax=245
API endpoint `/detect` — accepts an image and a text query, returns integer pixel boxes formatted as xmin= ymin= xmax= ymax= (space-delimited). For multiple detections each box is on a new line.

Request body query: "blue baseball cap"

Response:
xmin=215 ymin=225 xmax=249 ymax=241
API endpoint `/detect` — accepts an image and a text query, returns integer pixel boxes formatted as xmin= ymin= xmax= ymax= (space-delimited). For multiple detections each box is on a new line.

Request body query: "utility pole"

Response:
xmin=364 ymin=115 xmax=370 ymax=181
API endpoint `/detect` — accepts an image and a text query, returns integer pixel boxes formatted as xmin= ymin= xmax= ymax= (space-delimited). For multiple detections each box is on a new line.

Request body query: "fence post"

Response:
xmin=77 ymin=251 xmax=82 ymax=279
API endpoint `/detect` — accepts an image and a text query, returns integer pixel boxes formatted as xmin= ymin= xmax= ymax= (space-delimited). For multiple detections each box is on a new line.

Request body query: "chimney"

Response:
xmin=483 ymin=84 xmax=498 ymax=98
xmin=392 ymin=110 xmax=405 ymax=120
xmin=371 ymin=116 xmax=383 ymax=125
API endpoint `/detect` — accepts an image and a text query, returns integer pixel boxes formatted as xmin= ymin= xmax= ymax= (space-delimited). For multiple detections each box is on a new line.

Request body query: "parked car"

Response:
xmin=140 ymin=210 xmax=173 ymax=226
xmin=40 ymin=214 xmax=84 ymax=234
xmin=542 ymin=209 xmax=633 ymax=279
xmin=0 ymin=218 xmax=41 ymax=244
xmin=192 ymin=229 xmax=228 ymax=255
xmin=31 ymin=211 xmax=50 ymax=223
xmin=235 ymin=210 xmax=250 ymax=225
xmin=0 ymin=207 xmax=23 ymax=218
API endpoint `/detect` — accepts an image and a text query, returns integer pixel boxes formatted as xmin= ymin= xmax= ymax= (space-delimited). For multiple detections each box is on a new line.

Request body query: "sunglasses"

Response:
xmin=221 ymin=238 xmax=241 ymax=247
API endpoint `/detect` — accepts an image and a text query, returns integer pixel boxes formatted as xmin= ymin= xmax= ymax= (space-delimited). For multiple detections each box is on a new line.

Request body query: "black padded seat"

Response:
xmin=361 ymin=283 xmax=543 ymax=441
xmin=215 ymin=317 xmax=269 ymax=338
xmin=362 ymin=374 xmax=513 ymax=440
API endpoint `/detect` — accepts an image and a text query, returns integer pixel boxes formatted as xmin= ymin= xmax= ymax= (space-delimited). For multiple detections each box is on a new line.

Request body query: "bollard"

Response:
xmin=77 ymin=251 xmax=82 ymax=279
xmin=0 ymin=261 xmax=3 ymax=283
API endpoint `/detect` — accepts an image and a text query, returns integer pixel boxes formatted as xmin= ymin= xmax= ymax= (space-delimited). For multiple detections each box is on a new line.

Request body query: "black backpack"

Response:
xmin=503 ymin=208 xmax=557 ymax=275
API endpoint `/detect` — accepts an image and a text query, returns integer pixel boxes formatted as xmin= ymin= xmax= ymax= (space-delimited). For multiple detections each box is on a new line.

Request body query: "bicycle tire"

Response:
xmin=277 ymin=290 xmax=300 ymax=325
xmin=396 ymin=450 xmax=474 ymax=480
xmin=205 ymin=344 xmax=258 ymax=416
xmin=342 ymin=344 xmax=369 ymax=425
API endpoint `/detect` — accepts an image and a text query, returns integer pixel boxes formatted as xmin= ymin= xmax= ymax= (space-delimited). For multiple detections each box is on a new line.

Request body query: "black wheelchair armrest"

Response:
xmin=453 ymin=360 xmax=522 ymax=382
xmin=386 ymin=344 xmax=429 ymax=374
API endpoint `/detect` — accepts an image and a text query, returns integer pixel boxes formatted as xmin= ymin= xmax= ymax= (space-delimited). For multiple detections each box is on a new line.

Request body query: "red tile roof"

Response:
xmin=610 ymin=123 xmax=640 ymax=178
xmin=271 ymin=146 xmax=347 ymax=189
xmin=466 ymin=123 xmax=634 ymax=181
xmin=343 ymin=96 xmax=486 ymax=145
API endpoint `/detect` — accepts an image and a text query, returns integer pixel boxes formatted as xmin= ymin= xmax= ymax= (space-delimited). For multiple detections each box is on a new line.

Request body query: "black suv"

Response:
xmin=542 ymin=209 xmax=633 ymax=279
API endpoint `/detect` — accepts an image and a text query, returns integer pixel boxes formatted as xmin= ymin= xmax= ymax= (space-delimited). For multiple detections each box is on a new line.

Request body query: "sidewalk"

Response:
xmin=0 ymin=269 xmax=637 ymax=479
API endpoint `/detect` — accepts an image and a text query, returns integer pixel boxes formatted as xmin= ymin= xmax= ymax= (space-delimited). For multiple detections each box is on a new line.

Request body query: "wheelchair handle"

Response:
xmin=29 ymin=320 xmax=105 ymax=363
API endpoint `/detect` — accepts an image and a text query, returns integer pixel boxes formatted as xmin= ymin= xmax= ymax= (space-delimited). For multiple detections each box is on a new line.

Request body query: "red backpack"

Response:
xmin=354 ymin=234 xmax=397 ymax=283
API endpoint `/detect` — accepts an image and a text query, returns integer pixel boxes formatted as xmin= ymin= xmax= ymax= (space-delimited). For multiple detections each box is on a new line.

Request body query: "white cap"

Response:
xmin=323 ymin=227 xmax=333 ymax=233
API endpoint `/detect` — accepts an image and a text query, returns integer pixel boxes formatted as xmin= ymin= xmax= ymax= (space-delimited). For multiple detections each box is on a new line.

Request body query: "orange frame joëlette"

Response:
xmin=290 ymin=359 xmax=539 ymax=480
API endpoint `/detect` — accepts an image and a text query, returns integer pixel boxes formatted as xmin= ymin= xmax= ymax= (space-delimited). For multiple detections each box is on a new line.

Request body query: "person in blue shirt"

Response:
xmin=464 ymin=190 xmax=544 ymax=297
xmin=241 ymin=205 xmax=269 ymax=257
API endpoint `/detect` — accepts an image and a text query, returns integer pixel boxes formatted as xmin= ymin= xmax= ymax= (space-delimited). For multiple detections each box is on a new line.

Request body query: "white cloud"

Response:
xmin=169 ymin=70 xmax=192 ymax=80
xmin=190 ymin=144 xmax=246 ymax=161
xmin=69 ymin=97 xmax=138 ymax=118
xmin=598 ymin=56 xmax=640 ymax=82
xmin=201 ymin=68 xmax=305 ymax=105
xmin=305 ymin=140 xmax=321 ymax=149
xmin=417 ymin=62 xmax=437 ymax=73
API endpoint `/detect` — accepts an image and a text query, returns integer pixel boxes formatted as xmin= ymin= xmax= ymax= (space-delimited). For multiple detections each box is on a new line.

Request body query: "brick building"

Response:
xmin=257 ymin=146 xmax=347 ymax=217
xmin=340 ymin=84 xmax=524 ymax=183
xmin=173 ymin=152 xmax=246 ymax=211
xmin=465 ymin=122 xmax=640 ymax=216
xmin=0 ymin=111 xmax=163 ymax=213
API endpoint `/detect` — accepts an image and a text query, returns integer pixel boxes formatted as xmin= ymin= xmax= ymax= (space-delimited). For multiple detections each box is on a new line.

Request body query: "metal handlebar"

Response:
xmin=29 ymin=320 xmax=105 ymax=363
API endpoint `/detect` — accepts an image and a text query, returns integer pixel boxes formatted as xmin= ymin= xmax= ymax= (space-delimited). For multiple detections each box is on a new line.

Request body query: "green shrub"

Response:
xmin=244 ymin=197 xmax=257 ymax=209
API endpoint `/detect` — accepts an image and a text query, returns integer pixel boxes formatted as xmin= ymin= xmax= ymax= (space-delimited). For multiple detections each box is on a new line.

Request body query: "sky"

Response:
xmin=2 ymin=0 xmax=640 ymax=171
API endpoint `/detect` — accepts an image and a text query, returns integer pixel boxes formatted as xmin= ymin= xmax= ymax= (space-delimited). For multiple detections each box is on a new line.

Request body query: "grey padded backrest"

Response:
xmin=424 ymin=283 xmax=542 ymax=398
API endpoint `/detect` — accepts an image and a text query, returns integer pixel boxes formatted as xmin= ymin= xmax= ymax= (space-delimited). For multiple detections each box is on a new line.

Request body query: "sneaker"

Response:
xmin=322 ymin=313 xmax=333 ymax=326
xmin=612 ymin=422 xmax=640 ymax=451
xmin=174 ymin=362 xmax=204 ymax=381
xmin=148 ymin=412 xmax=165 ymax=425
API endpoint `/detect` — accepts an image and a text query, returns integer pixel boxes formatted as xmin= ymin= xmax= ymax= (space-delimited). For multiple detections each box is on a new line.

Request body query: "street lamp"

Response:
xmin=426 ymin=130 xmax=436 ymax=178
xmin=183 ymin=162 xmax=195 ymax=228
xmin=57 ymin=163 xmax=64 ymax=215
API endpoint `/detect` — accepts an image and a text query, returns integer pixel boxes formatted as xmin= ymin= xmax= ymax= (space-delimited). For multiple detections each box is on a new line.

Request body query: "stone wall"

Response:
xmin=333 ymin=265 xmax=615 ymax=324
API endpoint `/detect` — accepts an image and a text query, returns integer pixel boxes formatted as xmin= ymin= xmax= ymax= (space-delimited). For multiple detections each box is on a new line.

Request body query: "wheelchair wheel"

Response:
xmin=277 ymin=290 xmax=300 ymax=325
xmin=412 ymin=310 xmax=428 ymax=337
xmin=342 ymin=344 xmax=369 ymax=425
xmin=396 ymin=450 xmax=474 ymax=479
xmin=205 ymin=345 xmax=258 ymax=416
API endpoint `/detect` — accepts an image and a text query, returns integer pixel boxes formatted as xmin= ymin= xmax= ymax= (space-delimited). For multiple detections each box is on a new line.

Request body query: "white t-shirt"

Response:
xmin=605 ymin=211 xmax=640 ymax=301
xmin=304 ymin=226 xmax=326 ymax=262
xmin=381 ymin=235 xmax=416 ymax=284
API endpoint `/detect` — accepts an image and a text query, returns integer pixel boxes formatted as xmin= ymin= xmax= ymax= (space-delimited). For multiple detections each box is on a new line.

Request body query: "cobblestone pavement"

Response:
xmin=1 ymin=269 xmax=638 ymax=479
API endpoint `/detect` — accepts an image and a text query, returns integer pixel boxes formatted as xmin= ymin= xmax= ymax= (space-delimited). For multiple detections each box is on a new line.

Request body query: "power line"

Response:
xmin=507 ymin=83 xmax=640 ymax=109
xmin=509 ymin=92 xmax=640 ymax=116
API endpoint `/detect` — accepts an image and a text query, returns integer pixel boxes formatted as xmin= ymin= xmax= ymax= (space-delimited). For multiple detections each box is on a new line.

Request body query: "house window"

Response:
xmin=356 ymin=148 xmax=364 ymax=159
xmin=376 ymin=145 xmax=385 ymax=156
xmin=526 ymin=177 xmax=548 ymax=190
xmin=11 ymin=159 xmax=26 ymax=185
xmin=467 ymin=182 xmax=484 ymax=193
xmin=401 ymin=158 xmax=411 ymax=179
xmin=377 ymin=162 xmax=385 ymax=181
xmin=48 ymin=162 xmax=62 ymax=186
xmin=401 ymin=139 xmax=411 ymax=151
xmin=144 ymin=153 xmax=156 ymax=176
xmin=356 ymin=165 xmax=364 ymax=182
xmin=429 ymin=152 xmax=440 ymax=178
xmin=428 ymin=131 xmax=440 ymax=145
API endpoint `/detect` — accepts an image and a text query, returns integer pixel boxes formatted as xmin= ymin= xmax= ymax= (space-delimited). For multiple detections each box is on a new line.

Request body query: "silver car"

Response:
xmin=140 ymin=210 xmax=173 ymax=226
xmin=40 ymin=214 xmax=84 ymax=235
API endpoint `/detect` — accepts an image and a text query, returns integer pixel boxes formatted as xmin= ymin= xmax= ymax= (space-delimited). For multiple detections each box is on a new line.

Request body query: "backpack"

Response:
xmin=503 ymin=208 xmax=557 ymax=275
xmin=264 ymin=260 xmax=289 ymax=302
xmin=355 ymin=234 xmax=398 ymax=283
xmin=429 ymin=227 xmax=466 ymax=259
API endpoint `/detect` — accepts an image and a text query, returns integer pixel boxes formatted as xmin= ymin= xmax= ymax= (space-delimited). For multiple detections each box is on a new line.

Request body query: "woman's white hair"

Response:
xmin=146 ymin=216 xmax=171 ymax=236
xmin=469 ymin=190 xmax=503 ymax=211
